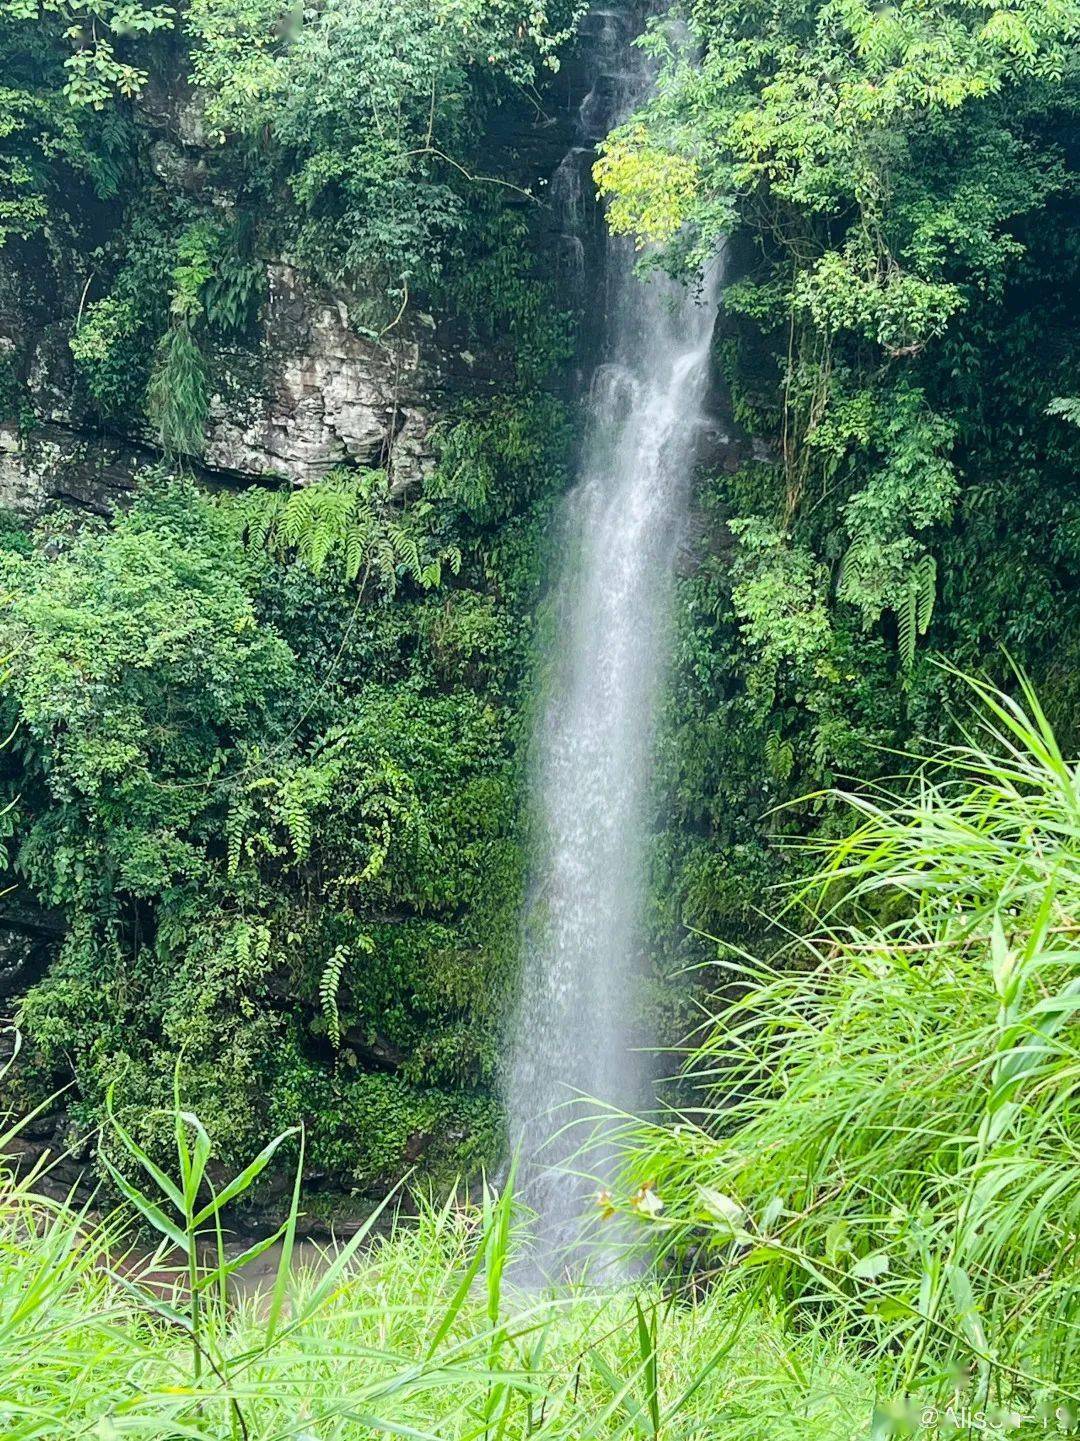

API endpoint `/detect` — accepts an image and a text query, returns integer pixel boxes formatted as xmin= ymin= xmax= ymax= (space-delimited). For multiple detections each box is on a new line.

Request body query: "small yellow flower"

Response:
xmin=594 ymin=1188 xmax=616 ymax=1219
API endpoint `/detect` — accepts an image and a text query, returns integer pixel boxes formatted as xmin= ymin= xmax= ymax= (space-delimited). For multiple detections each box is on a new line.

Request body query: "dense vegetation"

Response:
xmin=0 ymin=0 xmax=581 ymax=1189
xmin=0 ymin=470 xmax=552 ymax=1186
xmin=0 ymin=0 xmax=1078 ymax=1431
xmin=4 ymin=677 xmax=1077 ymax=1436
xmin=617 ymin=0 xmax=1080 ymax=985
xmin=0 ymin=0 xmax=1078 ymax=1188
xmin=621 ymin=675 xmax=1080 ymax=1419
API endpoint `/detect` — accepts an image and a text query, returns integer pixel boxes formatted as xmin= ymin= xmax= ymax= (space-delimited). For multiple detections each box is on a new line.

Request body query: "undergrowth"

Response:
xmin=0 ymin=1072 xmax=869 ymax=1440
xmin=614 ymin=671 xmax=1080 ymax=1433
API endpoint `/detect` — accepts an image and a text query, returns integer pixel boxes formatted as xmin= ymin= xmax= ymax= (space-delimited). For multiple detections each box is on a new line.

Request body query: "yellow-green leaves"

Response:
xmin=594 ymin=126 xmax=700 ymax=246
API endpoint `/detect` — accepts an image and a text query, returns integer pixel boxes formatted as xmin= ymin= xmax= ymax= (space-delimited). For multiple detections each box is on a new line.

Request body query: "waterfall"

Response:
xmin=506 ymin=5 xmax=720 ymax=1279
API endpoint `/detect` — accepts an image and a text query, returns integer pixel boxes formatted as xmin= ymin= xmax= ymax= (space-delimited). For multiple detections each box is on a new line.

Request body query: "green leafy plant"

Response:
xmin=319 ymin=935 xmax=374 ymax=1048
xmin=145 ymin=222 xmax=224 ymax=455
xmin=229 ymin=467 xmax=462 ymax=593
xmin=1 ymin=0 xmax=175 ymax=109
xmin=146 ymin=320 xmax=209 ymax=455
xmin=186 ymin=0 xmax=587 ymax=305
xmin=615 ymin=671 xmax=1080 ymax=1417
xmin=0 ymin=461 xmax=540 ymax=1196
xmin=102 ymin=1070 xmax=303 ymax=1396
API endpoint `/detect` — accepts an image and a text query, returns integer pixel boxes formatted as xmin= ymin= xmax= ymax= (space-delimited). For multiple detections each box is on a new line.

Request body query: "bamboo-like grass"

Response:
xmin=615 ymin=672 xmax=1080 ymax=1428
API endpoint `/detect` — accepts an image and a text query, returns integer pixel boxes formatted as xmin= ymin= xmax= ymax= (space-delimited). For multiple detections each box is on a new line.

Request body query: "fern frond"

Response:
xmin=837 ymin=536 xmax=870 ymax=606
xmin=281 ymin=779 xmax=314 ymax=862
xmin=394 ymin=527 xmax=422 ymax=581
xmin=764 ymin=728 xmax=795 ymax=783
xmin=319 ymin=934 xmax=374 ymax=1049
xmin=343 ymin=524 xmax=364 ymax=582
xmin=1047 ymin=396 xmax=1080 ymax=427
xmin=226 ymin=801 xmax=246 ymax=879
xmin=320 ymin=945 xmax=349 ymax=1049
xmin=221 ymin=468 xmax=457 ymax=596
xmin=376 ymin=536 xmax=397 ymax=588
xmin=915 ymin=552 xmax=936 ymax=635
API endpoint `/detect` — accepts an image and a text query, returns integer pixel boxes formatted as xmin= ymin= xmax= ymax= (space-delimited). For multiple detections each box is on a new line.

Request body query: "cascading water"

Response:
xmin=506 ymin=5 xmax=721 ymax=1279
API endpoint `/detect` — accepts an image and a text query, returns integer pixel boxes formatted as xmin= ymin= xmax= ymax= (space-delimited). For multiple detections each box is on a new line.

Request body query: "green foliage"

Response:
xmin=1048 ymin=396 xmax=1080 ymax=427
xmin=229 ymin=468 xmax=462 ymax=592
xmin=0 ymin=8 xmax=137 ymax=247
xmin=202 ymin=217 xmax=263 ymax=336
xmin=186 ymin=0 xmax=586 ymax=306
xmin=729 ymin=516 xmax=832 ymax=688
xmin=68 ymin=294 xmax=140 ymax=411
xmin=0 ymin=351 xmax=570 ymax=1192
xmin=0 ymin=85 xmax=50 ymax=246
xmin=595 ymin=0 xmax=1080 ymax=674
xmin=1 ymin=0 xmax=174 ymax=109
xmin=145 ymin=219 xmax=265 ymax=455
xmin=3 ymin=0 xmax=576 ymax=467
xmin=147 ymin=321 xmax=209 ymax=456
xmin=594 ymin=124 xmax=702 ymax=246
xmin=438 ymin=207 xmax=578 ymax=385
xmin=319 ymin=938 xmax=370 ymax=1048
xmin=0 ymin=1093 xmax=878 ymax=1441
xmin=70 ymin=209 xmax=265 ymax=436
xmin=102 ymin=1071 xmax=302 ymax=1383
xmin=593 ymin=0 xmax=1080 ymax=1004
xmin=619 ymin=675 xmax=1080 ymax=1419
xmin=428 ymin=393 xmax=573 ymax=525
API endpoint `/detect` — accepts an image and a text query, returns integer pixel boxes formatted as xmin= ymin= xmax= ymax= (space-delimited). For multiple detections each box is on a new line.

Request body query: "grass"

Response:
xmin=0 ymin=1146 xmax=872 ymax=1439
xmin=0 ymin=1032 xmax=871 ymax=1439
xmin=612 ymin=670 xmax=1080 ymax=1431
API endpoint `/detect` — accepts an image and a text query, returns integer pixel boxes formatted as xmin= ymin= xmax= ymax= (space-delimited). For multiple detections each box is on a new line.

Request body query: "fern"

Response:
xmin=897 ymin=553 xmax=936 ymax=669
xmin=897 ymin=585 xmax=918 ymax=670
xmin=343 ymin=525 xmax=364 ymax=582
xmin=836 ymin=539 xmax=861 ymax=606
xmin=764 ymin=727 xmax=795 ymax=783
xmin=1047 ymin=396 xmax=1080 ymax=428
xmin=836 ymin=535 xmax=876 ymax=614
xmin=914 ymin=551 xmax=936 ymax=634
xmin=202 ymin=232 xmax=263 ymax=336
xmin=319 ymin=934 xmax=374 ymax=1048
xmin=231 ymin=919 xmax=271 ymax=976
xmin=840 ymin=535 xmax=936 ymax=668
xmin=279 ymin=775 xmax=314 ymax=861
xmin=224 ymin=469 xmax=458 ymax=597
xmin=225 ymin=799 xmax=247 ymax=879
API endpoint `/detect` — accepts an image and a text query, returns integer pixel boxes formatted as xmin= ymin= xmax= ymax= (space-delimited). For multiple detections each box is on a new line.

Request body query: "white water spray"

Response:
xmin=507 ymin=6 xmax=720 ymax=1278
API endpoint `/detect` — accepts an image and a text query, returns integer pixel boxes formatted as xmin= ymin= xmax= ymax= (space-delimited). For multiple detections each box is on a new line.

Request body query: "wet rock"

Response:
xmin=148 ymin=139 xmax=210 ymax=194
xmin=202 ymin=263 xmax=432 ymax=486
xmin=0 ymin=422 xmax=142 ymax=516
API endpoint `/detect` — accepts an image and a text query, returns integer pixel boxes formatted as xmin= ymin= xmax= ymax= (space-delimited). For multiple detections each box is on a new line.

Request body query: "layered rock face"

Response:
xmin=0 ymin=250 xmax=477 ymax=511
xmin=203 ymin=262 xmax=428 ymax=484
